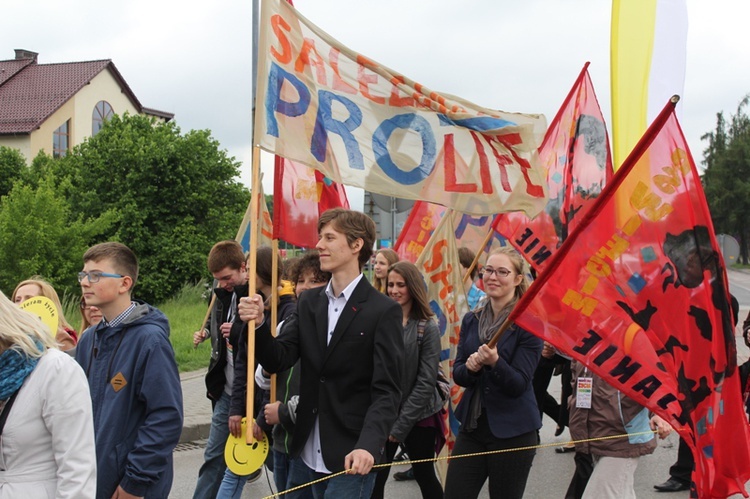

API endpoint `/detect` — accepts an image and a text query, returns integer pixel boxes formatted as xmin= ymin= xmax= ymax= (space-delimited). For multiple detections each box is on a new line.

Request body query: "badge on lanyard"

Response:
xmin=576 ymin=376 xmax=593 ymax=409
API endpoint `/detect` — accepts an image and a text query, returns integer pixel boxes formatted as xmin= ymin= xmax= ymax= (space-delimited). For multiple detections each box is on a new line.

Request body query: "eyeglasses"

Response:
xmin=78 ymin=271 xmax=124 ymax=283
xmin=481 ymin=267 xmax=513 ymax=279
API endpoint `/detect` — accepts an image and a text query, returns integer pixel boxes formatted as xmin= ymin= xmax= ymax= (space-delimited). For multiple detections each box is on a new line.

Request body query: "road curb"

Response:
xmin=180 ymin=422 xmax=211 ymax=444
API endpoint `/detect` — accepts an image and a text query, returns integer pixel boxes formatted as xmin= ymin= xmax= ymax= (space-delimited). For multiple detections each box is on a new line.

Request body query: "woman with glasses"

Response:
xmin=444 ymin=247 xmax=542 ymax=499
xmin=12 ymin=277 xmax=78 ymax=351
xmin=78 ymin=296 xmax=103 ymax=337
xmin=0 ymin=290 xmax=96 ymax=497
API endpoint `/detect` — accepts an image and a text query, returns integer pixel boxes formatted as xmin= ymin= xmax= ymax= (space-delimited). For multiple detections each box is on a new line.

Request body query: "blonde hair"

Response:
xmin=0 ymin=290 xmax=57 ymax=357
xmin=373 ymin=248 xmax=399 ymax=293
xmin=12 ymin=276 xmax=75 ymax=332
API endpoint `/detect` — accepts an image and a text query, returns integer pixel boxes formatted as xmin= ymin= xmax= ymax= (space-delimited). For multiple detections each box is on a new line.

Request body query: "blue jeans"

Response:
xmin=193 ymin=391 xmax=231 ymax=499
xmin=217 ymin=467 xmax=254 ymax=499
xmin=273 ymin=450 xmax=313 ymax=499
xmin=287 ymin=457 xmax=376 ymax=499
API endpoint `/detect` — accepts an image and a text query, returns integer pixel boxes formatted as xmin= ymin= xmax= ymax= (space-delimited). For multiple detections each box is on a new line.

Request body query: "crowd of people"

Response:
xmin=2 ymin=207 xmax=742 ymax=499
xmin=1 ymin=242 xmax=183 ymax=498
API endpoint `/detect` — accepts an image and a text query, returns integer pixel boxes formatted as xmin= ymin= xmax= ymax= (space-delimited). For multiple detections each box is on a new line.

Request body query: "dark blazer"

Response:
xmin=453 ymin=309 xmax=542 ymax=439
xmin=255 ymin=276 xmax=404 ymax=472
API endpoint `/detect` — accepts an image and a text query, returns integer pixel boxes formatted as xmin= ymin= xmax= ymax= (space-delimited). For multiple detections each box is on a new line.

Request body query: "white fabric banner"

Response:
xmin=255 ymin=0 xmax=548 ymax=217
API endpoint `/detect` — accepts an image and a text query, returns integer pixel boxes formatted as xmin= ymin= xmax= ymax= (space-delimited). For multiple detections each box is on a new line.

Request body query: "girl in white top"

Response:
xmin=0 ymin=290 xmax=96 ymax=498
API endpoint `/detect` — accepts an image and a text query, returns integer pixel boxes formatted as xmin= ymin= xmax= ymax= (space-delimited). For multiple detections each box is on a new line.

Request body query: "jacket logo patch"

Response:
xmin=111 ymin=372 xmax=128 ymax=392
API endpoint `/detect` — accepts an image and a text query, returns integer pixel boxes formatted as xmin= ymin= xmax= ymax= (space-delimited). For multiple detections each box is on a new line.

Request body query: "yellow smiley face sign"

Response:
xmin=224 ymin=417 xmax=269 ymax=475
xmin=19 ymin=296 xmax=58 ymax=337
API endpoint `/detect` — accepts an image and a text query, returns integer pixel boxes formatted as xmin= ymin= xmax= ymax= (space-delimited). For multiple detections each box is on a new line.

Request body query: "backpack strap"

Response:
xmin=416 ymin=319 xmax=427 ymax=346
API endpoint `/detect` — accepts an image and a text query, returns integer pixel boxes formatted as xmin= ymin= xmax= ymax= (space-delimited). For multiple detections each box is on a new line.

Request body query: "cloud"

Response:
xmin=5 ymin=0 xmax=750 ymax=195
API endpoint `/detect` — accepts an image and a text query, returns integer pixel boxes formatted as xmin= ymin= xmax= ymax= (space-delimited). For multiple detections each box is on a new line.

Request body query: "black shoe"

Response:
xmin=393 ymin=468 xmax=415 ymax=481
xmin=554 ymin=445 xmax=575 ymax=454
xmin=654 ymin=478 xmax=689 ymax=492
xmin=554 ymin=424 xmax=565 ymax=437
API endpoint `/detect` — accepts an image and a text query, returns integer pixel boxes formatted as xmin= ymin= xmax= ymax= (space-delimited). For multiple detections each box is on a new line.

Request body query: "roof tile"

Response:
xmin=0 ymin=59 xmax=110 ymax=134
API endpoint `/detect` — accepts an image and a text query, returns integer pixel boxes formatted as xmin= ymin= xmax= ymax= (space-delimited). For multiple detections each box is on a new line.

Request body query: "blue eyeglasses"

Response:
xmin=78 ymin=271 xmax=124 ymax=283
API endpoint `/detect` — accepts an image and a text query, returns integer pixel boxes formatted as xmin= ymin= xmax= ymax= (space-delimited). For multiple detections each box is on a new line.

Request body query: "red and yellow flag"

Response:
xmin=510 ymin=98 xmax=750 ymax=498
xmin=493 ymin=63 xmax=613 ymax=272
xmin=272 ymin=156 xmax=349 ymax=248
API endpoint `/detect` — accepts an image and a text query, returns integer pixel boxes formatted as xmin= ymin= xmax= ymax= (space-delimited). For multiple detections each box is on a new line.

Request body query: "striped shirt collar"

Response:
xmin=102 ymin=302 xmax=137 ymax=328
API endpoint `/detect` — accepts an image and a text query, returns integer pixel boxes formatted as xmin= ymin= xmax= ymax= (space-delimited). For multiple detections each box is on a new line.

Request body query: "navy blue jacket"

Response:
xmin=76 ymin=302 xmax=183 ymax=499
xmin=453 ymin=309 xmax=542 ymax=438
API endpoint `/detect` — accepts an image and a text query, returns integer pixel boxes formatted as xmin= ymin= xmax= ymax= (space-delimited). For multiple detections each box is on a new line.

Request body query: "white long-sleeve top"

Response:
xmin=0 ymin=348 xmax=96 ymax=498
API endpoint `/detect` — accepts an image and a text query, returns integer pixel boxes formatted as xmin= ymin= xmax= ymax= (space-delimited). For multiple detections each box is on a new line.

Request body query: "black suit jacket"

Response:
xmin=255 ymin=277 xmax=404 ymax=472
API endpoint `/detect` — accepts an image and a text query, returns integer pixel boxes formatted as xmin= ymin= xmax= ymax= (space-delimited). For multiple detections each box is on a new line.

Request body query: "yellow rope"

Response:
xmin=261 ymin=430 xmax=658 ymax=499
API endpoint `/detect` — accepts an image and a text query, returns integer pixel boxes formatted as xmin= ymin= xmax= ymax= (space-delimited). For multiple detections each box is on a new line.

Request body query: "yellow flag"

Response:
xmin=611 ymin=0 xmax=687 ymax=170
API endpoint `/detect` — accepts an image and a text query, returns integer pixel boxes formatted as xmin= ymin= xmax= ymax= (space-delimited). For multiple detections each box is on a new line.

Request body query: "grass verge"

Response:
xmin=158 ymin=281 xmax=212 ymax=373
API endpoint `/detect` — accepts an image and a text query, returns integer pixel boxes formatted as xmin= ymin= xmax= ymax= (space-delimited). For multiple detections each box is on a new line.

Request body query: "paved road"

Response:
xmin=170 ymin=268 xmax=750 ymax=498
xmin=729 ymin=267 xmax=750 ymax=308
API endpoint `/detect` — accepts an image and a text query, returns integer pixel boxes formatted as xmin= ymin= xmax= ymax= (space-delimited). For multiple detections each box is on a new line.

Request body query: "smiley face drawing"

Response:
xmin=224 ymin=417 xmax=269 ymax=475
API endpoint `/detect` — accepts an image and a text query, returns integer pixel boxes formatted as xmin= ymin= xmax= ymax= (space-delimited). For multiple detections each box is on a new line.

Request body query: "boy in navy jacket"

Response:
xmin=76 ymin=242 xmax=183 ymax=499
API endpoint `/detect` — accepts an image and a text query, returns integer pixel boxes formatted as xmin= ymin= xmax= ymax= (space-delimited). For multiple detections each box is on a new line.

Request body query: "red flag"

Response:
xmin=394 ymin=201 xmax=446 ymax=262
xmin=509 ymin=98 xmax=750 ymax=498
xmin=493 ymin=63 xmax=613 ymax=272
xmin=272 ymin=156 xmax=349 ymax=248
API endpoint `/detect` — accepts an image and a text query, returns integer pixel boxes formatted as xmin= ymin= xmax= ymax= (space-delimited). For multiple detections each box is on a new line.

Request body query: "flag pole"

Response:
xmin=270 ymin=239 xmax=279 ymax=403
xmin=245 ymin=0 xmax=261 ymax=445
xmin=245 ymin=147 xmax=260 ymax=445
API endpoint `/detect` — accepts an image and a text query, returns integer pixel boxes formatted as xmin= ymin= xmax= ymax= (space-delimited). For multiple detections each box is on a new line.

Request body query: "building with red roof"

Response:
xmin=0 ymin=49 xmax=172 ymax=161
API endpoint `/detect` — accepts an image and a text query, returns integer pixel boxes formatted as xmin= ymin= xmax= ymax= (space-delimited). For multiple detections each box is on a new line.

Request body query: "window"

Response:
xmin=92 ymin=101 xmax=114 ymax=136
xmin=53 ymin=120 xmax=70 ymax=158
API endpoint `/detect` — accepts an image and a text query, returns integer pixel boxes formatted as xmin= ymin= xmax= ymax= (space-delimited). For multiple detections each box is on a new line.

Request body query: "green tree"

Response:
xmin=0 ymin=146 xmax=26 ymax=198
xmin=0 ymin=178 xmax=115 ymax=296
xmin=57 ymin=113 xmax=249 ymax=303
xmin=702 ymin=96 xmax=750 ymax=263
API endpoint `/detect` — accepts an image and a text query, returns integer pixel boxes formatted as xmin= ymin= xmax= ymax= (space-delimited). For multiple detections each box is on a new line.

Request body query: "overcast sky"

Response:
xmin=5 ymin=1 xmax=749 ymax=210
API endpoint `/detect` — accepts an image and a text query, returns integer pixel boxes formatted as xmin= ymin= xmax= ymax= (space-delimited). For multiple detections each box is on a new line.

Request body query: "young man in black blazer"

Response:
xmin=239 ymin=208 xmax=404 ymax=497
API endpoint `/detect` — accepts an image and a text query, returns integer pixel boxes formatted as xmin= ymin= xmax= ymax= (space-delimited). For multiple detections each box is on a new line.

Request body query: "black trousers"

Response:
xmin=669 ymin=437 xmax=693 ymax=485
xmin=443 ymin=413 xmax=536 ymax=499
xmin=371 ymin=425 xmax=443 ymax=499
xmin=564 ymin=451 xmax=594 ymax=499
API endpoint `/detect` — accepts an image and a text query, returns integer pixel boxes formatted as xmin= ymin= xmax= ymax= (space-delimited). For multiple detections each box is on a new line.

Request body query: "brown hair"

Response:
xmin=387 ymin=262 xmax=433 ymax=321
xmin=207 ymin=240 xmax=246 ymax=274
xmin=458 ymin=247 xmax=478 ymax=280
xmin=288 ymin=251 xmax=331 ymax=285
xmin=373 ymin=248 xmax=399 ymax=293
xmin=83 ymin=242 xmax=139 ymax=290
xmin=254 ymin=245 xmax=281 ymax=287
xmin=317 ymin=208 xmax=376 ymax=268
